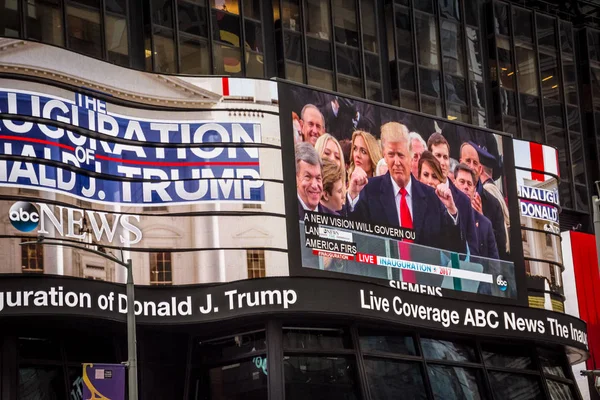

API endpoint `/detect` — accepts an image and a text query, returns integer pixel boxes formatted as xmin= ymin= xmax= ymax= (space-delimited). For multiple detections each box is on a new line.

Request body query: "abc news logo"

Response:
xmin=9 ymin=201 xmax=40 ymax=232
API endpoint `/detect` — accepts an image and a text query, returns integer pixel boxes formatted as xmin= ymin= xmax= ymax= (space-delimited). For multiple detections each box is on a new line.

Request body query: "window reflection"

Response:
xmin=19 ymin=366 xmax=65 ymax=399
xmin=481 ymin=343 xmax=534 ymax=370
xmin=365 ymin=359 xmax=427 ymax=400
xmin=547 ymin=380 xmax=575 ymax=400
xmin=428 ymin=366 xmax=485 ymax=400
xmin=212 ymin=8 xmax=241 ymax=47
xmin=213 ymin=43 xmax=242 ymax=75
xmin=106 ymin=14 xmax=129 ymax=66
xmin=441 ymin=20 xmax=464 ymax=77
xmin=362 ymin=0 xmax=378 ymax=53
xmin=180 ymin=36 xmax=210 ymax=74
xmin=306 ymin=0 xmax=330 ymax=40
xmin=67 ymin=3 xmax=103 ymax=59
xmin=489 ymin=372 xmax=544 ymax=400
xmin=26 ymin=0 xmax=65 ymax=46
xmin=415 ymin=12 xmax=439 ymax=70
xmin=333 ymin=0 xmax=358 ymax=47
xmin=421 ymin=338 xmax=477 ymax=362
xmin=284 ymin=356 xmax=358 ymax=400
xmin=283 ymin=327 xmax=351 ymax=350
xmin=153 ymin=28 xmax=177 ymax=73
xmin=395 ymin=7 xmax=414 ymax=63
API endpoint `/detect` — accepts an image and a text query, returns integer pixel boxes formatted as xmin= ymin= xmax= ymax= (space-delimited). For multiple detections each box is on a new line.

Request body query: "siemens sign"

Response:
xmin=0 ymin=90 xmax=264 ymax=206
xmin=9 ymin=201 xmax=142 ymax=245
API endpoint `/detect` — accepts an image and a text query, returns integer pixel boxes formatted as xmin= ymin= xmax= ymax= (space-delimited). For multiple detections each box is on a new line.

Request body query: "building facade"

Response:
xmin=0 ymin=0 xmax=598 ymax=399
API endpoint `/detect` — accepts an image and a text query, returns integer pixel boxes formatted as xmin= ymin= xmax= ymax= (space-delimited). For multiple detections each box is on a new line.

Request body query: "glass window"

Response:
xmin=365 ymin=52 xmax=381 ymax=82
xmin=333 ymin=0 xmax=358 ymax=47
xmin=153 ymin=0 xmax=174 ymax=27
xmin=213 ymin=43 xmax=243 ymax=75
xmin=359 ymin=330 xmax=416 ymax=355
xmin=544 ymin=100 xmax=563 ymax=128
xmin=563 ymin=59 xmax=578 ymax=105
xmin=243 ymin=0 xmax=261 ymax=20
xmin=465 ymin=0 xmax=479 ymax=27
xmin=66 ymin=3 xmax=102 ymax=59
xmin=521 ymin=121 xmax=543 ymax=143
xmin=447 ymin=103 xmax=469 ymax=122
xmin=203 ymin=360 xmax=268 ymax=399
xmin=539 ymin=54 xmax=559 ymax=101
xmin=364 ymin=359 xmax=427 ymax=400
xmin=64 ymin=334 xmax=117 ymax=363
xmin=395 ymin=6 xmax=413 ymax=63
xmin=567 ymin=106 xmax=581 ymax=133
xmin=440 ymin=0 xmax=460 ymax=20
xmin=419 ymin=68 xmax=441 ymax=98
xmin=413 ymin=0 xmax=433 ymax=14
xmin=428 ymin=366 xmax=485 ymax=400
xmin=421 ymin=95 xmax=442 ymax=117
xmin=1 ymin=0 xmax=20 ymax=37
xmin=366 ymin=82 xmax=382 ymax=101
xmin=306 ymin=0 xmax=330 ymax=40
xmin=180 ymin=36 xmax=210 ymax=74
xmin=402 ymin=91 xmax=419 ymax=111
xmin=245 ymin=19 xmax=263 ymax=52
xmin=421 ymin=338 xmax=477 ymax=362
xmin=338 ymin=75 xmax=363 ymax=97
xmin=281 ymin=0 xmax=301 ymax=31
xmin=497 ymin=37 xmax=514 ymax=90
xmin=500 ymin=88 xmax=517 ymax=117
xmin=284 ymin=31 xmax=303 ymax=62
xmin=307 ymin=37 xmax=332 ymax=70
xmin=362 ymin=0 xmax=378 ymax=53
xmin=571 ymin=133 xmax=585 ymax=184
xmin=494 ymin=3 xmax=509 ymax=36
xmin=18 ymin=337 xmax=61 ymax=360
xmin=575 ymin=184 xmax=589 ymax=211
xmin=559 ymin=181 xmax=573 ymax=209
xmin=26 ymin=0 xmax=64 ymax=46
xmin=195 ymin=331 xmax=266 ymax=363
xmin=560 ymin=22 xmax=574 ymax=55
xmin=547 ymin=380 xmax=575 ymax=400
xmin=538 ymin=348 xmax=568 ymax=378
xmin=513 ymin=8 xmax=533 ymax=43
xmin=466 ymin=27 xmax=483 ymax=82
xmin=337 ymin=46 xmax=361 ymax=78
xmin=399 ymin=62 xmax=416 ymax=92
xmin=588 ymin=29 xmax=600 ymax=63
xmin=536 ymin=14 xmax=556 ymax=51
xmin=178 ymin=0 xmax=209 ymax=37
xmin=515 ymin=45 xmax=538 ymax=96
xmin=445 ymin=75 xmax=466 ymax=105
xmin=150 ymin=251 xmax=173 ymax=285
xmin=106 ymin=0 xmax=127 ymax=15
xmin=19 ymin=366 xmax=65 ymax=399
xmin=592 ymin=68 xmax=600 ymax=108
xmin=211 ymin=0 xmax=239 ymax=14
xmin=106 ymin=14 xmax=129 ymax=66
xmin=286 ymin=61 xmax=304 ymax=83
xmin=472 ymin=107 xmax=487 ymax=128
xmin=520 ymin=93 xmax=540 ymax=123
xmin=21 ymin=239 xmax=44 ymax=273
xmin=481 ymin=343 xmax=534 ymax=370
xmin=284 ymin=356 xmax=359 ymax=400
xmin=283 ymin=327 xmax=351 ymax=349
xmin=415 ymin=12 xmax=439 ymax=70
xmin=246 ymin=51 xmax=264 ymax=77
xmin=489 ymin=372 xmax=544 ymax=400
xmin=246 ymin=249 xmax=266 ymax=278
xmin=153 ymin=28 xmax=177 ymax=72
xmin=441 ymin=20 xmax=464 ymax=77
xmin=212 ymin=8 xmax=240 ymax=47
xmin=471 ymin=81 xmax=486 ymax=109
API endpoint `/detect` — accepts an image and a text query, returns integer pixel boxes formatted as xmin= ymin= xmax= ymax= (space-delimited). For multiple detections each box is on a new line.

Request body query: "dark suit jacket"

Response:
xmin=475 ymin=212 xmax=499 ymax=260
xmin=350 ymin=173 xmax=464 ymax=253
xmin=298 ymin=202 xmax=337 ymax=220
xmin=478 ymin=183 xmax=507 ymax=260
xmin=449 ymin=180 xmax=479 ymax=257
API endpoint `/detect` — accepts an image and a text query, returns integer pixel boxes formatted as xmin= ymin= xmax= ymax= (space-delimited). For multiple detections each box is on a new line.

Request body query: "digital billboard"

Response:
xmin=0 ymin=41 xmax=287 ymax=285
xmin=279 ymin=83 xmax=526 ymax=303
xmin=513 ymin=139 xmax=563 ymax=310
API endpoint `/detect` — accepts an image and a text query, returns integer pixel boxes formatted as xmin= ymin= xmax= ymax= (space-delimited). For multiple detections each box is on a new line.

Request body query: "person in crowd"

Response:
xmin=454 ymin=163 xmax=499 ymax=259
xmin=428 ymin=133 xmax=480 ymax=257
xmin=375 ymin=158 xmax=388 ymax=177
xmin=348 ymin=130 xmax=382 ymax=179
xmin=320 ymin=159 xmax=345 ymax=215
xmin=299 ymin=104 xmax=325 ymax=146
xmin=417 ymin=151 xmax=443 ymax=189
xmin=296 ymin=143 xmax=337 ymax=219
xmin=479 ymin=156 xmax=510 ymax=256
xmin=347 ymin=122 xmax=463 ymax=253
xmin=448 ymin=158 xmax=459 ymax=182
xmin=339 ymin=138 xmax=352 ymax=172
xmin=409 ymin=132 xmax=426 ymax=178
xmin=292 ymin=111 xmax=303 ymax=144
xmin=315 ymin=134 xmax=345 ymax=171
xmin=460 ymin=141 xmax=507 ymax=259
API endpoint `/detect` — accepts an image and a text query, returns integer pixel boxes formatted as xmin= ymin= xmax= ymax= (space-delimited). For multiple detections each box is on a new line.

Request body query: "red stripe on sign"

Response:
xmin=222 ymin=77 xmax=229 ymax=96
xmin=529 ymin=142 xmax=545 ymax=181
xmin=356 ymin=252 xmax=377 ymax=264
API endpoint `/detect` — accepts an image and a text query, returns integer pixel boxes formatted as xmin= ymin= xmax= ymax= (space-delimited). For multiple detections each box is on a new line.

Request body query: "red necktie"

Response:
xmin=399 ymin=187 xmax=416 ymax=283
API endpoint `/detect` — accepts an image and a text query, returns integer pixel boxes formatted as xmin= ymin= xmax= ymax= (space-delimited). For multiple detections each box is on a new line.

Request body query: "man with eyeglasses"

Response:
xmin=454 ymin=163 xmax=499 ymax=259
xmin=460 ymin=141 xmax=507 ymax=259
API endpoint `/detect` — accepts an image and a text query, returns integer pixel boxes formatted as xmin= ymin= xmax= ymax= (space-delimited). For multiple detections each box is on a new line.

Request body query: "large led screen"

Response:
xmin=279 ymin=83 xmax=526 ymax=302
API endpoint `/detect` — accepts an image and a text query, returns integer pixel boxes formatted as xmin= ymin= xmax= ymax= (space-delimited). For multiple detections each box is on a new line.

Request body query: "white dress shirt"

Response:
xmin=298 ymin=195 xmax=319 ymax=212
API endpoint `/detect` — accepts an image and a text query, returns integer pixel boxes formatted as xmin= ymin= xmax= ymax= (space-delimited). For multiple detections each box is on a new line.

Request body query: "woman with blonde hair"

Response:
xmin=315 ymin=134 xmax=345 ymax=171
xmin=348 ymin=130 xmax=382 ymax=178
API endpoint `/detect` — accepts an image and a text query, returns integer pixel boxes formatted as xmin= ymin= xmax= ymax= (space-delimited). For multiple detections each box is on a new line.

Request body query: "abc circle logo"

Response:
xmin=496 ymin=275 xmax=508 ymax=292
xmin=9 ymin=202 xmax=40 ymax=232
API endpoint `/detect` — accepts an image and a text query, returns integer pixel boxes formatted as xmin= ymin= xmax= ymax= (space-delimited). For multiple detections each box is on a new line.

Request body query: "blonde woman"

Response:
xmin=315 ymin=134 xmax=346 ymax=173
xmin=348 ymin=130 xmax=382 ymax=178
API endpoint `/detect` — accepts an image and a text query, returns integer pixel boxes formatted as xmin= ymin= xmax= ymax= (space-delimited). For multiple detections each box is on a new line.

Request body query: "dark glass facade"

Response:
xmin=0 ymin=319 xmax=583 ymax=399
